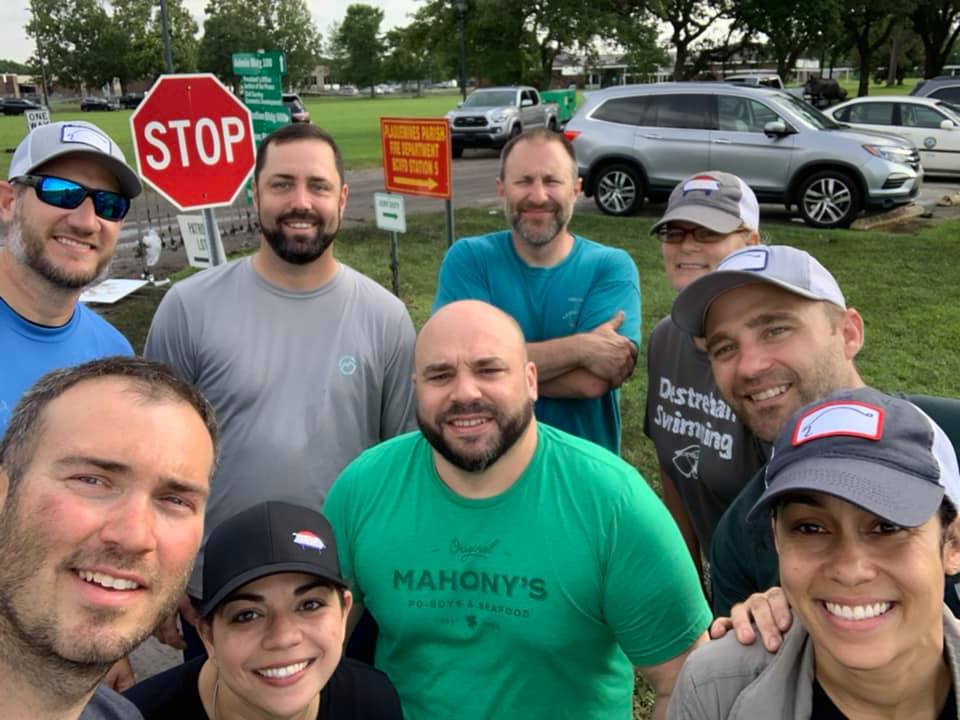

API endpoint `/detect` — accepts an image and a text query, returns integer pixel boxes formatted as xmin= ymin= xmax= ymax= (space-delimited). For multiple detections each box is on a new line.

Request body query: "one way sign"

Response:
xmin=374 ymin=192 xmax=406 ymax=233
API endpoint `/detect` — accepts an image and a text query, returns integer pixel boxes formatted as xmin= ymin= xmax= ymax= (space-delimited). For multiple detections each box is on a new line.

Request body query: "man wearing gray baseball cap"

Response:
xmin=0 ymin=120 xmax=142 ymax=436
xmin=669 ymin=243 xmax=960 ymax=652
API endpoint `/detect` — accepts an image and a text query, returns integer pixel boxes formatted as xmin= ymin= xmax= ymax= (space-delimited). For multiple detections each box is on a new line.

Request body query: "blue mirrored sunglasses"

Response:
xmin=11 ymin=174 xmax=131 ymax=221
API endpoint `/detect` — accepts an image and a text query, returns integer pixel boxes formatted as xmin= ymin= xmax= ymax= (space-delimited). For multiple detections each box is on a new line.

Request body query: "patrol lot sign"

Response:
xmin=130 ymin=74 xmax=256 ymax=210
xmin=380 ymin=117 xmax=452 ymax=200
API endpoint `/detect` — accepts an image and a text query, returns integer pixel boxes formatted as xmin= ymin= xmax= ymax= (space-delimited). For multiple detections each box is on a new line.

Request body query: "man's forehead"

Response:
xmin=262 ymin=140 xmax=338 ymax=175
xmin=504 ymin=139 xmax=570 ymax=174
xmin=706 ymin=282 xmax=809 ymax=329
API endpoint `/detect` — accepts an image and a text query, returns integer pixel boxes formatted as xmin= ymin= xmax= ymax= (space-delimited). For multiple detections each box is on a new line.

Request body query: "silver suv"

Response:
xmin=564 ymin=83 xmax=921 ymax=228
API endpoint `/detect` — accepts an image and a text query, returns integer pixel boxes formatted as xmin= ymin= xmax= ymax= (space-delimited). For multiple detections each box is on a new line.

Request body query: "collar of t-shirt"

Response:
xmin=812 ymin=678 xmax=957 ymax=720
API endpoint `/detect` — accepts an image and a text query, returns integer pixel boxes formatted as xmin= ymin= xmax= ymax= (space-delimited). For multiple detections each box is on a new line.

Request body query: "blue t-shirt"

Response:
xmin=0 ymin=297 xmax=133 ymax=433
xmin=432 ymin=230 xmax=641 ymax=454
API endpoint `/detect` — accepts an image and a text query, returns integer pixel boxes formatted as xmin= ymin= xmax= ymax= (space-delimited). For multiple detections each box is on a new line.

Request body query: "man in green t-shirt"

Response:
xmin=324 ymin=300 xmax=711 ymax=720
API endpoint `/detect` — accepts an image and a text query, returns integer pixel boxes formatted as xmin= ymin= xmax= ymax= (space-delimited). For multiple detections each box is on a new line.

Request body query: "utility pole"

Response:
xmin=455 ymin=0 xmax=467 ymax=102
xmin=159 ymin=0 xmax=174 ymax=74
xmin=35 ymin=38 xmax=50 ymax=107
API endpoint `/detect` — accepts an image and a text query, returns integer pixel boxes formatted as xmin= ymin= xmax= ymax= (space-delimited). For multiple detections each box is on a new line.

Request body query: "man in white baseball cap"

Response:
xmin=0 ymin=120 xmax=142 ymax=435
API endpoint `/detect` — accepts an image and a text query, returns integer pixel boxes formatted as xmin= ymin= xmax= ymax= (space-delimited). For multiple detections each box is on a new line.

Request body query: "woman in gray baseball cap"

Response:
xmin=125 ymin=501 xmax=402 ymax=719
xmin=644 ymin=171 xmax=766 ymax=586
xmin=668 ymin=387 xmax=960 ymax=719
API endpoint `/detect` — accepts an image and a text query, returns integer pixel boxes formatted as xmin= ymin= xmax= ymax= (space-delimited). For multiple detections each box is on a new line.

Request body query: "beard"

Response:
xmin=728 ymin=348 xmax=858 ymax=442
xmin=6 ymin=198 xmax=111 ymax=289
xmin=0 ymin=496 xmax=183 ymax=700
xmin=505 ymin=198 xmax=572 ymax=247
xmin=417 ymin=399 xmax=534 ymax=473
xmin=259 ymin=207 xmax=340 ymax=265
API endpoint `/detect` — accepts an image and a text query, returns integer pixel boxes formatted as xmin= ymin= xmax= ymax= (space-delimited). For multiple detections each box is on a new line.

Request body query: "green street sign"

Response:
xmin=232 ymin=50 xmax=289 ymax=147
xmin=232 ymin=51 xmax=286 ymax=77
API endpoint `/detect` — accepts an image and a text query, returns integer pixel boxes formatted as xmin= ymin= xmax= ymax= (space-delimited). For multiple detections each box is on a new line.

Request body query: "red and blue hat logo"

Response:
xmin=291 ymin=530 xmax=326 ymax=553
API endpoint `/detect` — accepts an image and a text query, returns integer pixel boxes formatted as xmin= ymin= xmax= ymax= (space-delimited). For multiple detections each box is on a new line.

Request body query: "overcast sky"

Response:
xmin=1 ymin=0 xmax=422 ymax=65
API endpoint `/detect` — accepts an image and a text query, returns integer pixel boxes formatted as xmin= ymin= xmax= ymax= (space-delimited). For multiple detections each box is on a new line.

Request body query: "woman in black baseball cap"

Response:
xmin=126 ymin=501 xmax=401 ymax=719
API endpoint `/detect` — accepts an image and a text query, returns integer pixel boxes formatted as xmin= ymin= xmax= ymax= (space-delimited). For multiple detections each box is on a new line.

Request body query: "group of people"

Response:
xmin=1 ymin=114 xmax=958 ymax=720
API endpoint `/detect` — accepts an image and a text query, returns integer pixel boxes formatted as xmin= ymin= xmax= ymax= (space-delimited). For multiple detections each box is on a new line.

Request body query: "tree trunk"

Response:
xmin=887 ymin=25 xmax=901 ymax=86
xmin=673 ymin=41 xmax=687 ymax=81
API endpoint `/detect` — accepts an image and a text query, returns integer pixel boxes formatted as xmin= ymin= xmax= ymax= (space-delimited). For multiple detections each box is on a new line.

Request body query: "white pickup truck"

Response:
xmin=446 ymin=86 xmax=560 ymax=157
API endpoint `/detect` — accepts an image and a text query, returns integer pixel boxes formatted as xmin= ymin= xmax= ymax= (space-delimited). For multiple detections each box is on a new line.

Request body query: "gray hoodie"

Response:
xmin=668 ymin=607 xmax=960 ymax=719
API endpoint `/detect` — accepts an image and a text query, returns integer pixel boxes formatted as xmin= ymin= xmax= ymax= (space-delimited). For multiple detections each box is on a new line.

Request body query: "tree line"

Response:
xmin=19 ymin=0 xmax=960 ymax=97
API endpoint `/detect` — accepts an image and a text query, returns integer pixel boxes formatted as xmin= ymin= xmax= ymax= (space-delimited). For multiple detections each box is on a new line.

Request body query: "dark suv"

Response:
xmin=2 ymin=97 xmax=43 ymax=115
xmin=119 ymin=93 xmax=144 ymax=109
xmin=563 ymin=83 xmax=921 ymax=228
xmin=80 ymin=97 xmax=114 ymax=112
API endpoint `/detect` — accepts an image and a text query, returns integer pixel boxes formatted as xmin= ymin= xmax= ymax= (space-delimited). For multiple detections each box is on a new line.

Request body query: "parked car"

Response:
xmin=282 ymin=93 xmax=310 ymax=123
xmin=562 ymin=82 xmax=921 ymax=228
xmin=80 ymin=96 xmax=114 ymax=112
xmin=826 ymin=96 xmax=960 ymax=176
xmin=911 ymin=76 xmax=960 ymax=106
xmin=2 ymin=97 xmax=44 ymax=115
xmin=119 ymin=93 xmax=144 ymax=108
xmin=445 ymin=86 xmax=560 ymax=157
xmin=723 ymin=73 xmax=785 ymax=90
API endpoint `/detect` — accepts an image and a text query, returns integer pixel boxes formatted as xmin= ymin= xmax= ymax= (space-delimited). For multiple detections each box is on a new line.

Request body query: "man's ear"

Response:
xmin=840 ymin=308 xmax=865 ymax=360
xmin=526 ymin=360 xmax=538 ymax=403
xmin=0 ymin=181 xmax=17 ymax=225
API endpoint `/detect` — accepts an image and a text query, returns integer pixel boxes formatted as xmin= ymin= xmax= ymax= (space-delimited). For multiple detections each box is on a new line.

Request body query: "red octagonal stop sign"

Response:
xmin=130 ymin=73 xmax=256 ymax=210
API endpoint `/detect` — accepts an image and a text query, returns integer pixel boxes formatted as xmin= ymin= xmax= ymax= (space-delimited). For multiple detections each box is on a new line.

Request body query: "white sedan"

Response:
xmin=826 ymin=96 xmax=960 ymax=176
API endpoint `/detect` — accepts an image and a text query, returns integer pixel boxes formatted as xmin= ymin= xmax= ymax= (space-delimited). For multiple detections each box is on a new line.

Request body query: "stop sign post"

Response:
xmin=131 ymin=74 xmax=257 ymax=265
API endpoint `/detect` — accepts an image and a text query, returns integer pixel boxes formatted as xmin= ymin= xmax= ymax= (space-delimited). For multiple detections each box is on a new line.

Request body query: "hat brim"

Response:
xmin=650 ymin=205 xmax=746 ymax=236
xmin=29 ymin=148 xmax=142 ymax=199
xmin=671 ymin=271 xmax=836 ymax=337
xmin=201 ymin=561 xmax=348 ymax=617
xmin=747 ymin=457 xmax=945 ymax=527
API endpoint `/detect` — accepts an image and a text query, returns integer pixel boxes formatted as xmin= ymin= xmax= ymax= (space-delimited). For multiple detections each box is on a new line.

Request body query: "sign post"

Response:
xmin=374 ymin=192 xmax=406 ymax=295
xmin=130 ymin=74 xmax=257 ymax=266
xmin=380 ymin=117 xmax=454 ymax=246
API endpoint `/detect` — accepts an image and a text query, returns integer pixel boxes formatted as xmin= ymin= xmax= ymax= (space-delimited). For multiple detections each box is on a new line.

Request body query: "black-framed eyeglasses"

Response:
xmin=11 ymin=174 xmax=131 ymax=221
xmin=657 ymin=225 xmax=746 ymax=245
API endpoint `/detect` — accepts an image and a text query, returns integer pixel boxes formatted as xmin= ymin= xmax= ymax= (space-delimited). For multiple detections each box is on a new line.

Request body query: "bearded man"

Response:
xmin=0 ymin=120 xmax=141 ymax=434
xmin=432 ymin=129 xmax=640 ymax=454
xmin=145 ymin=123 xmax=416 ymax=654
xmin=323 ymin=300 xmax=711 ymax=720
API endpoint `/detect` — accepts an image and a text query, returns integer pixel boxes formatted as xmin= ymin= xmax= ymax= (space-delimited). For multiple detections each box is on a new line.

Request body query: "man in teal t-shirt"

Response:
xmin=324 ymin=300 xmax=711 ymax=720
xmin=432 ymin=128 xmax=640 ymax=454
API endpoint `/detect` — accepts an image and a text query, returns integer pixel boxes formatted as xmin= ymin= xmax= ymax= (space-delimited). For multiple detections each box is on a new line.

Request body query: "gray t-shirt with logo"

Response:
xmin=145 ymin=258 xmax=416 ymax=594
xmin=644 ymin=316 xmax=768 ymax=549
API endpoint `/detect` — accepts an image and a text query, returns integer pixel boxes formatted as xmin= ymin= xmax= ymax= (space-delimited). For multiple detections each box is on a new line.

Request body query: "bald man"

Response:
xmin=323 ymin=300 xmax=710 ymax=720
